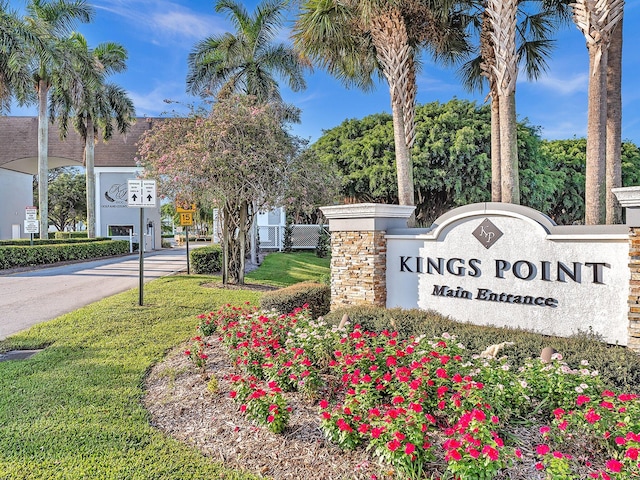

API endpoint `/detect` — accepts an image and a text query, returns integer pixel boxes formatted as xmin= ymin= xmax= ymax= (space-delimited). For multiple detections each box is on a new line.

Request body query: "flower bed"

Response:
xmin=185 ymin=304 xmax=640 ymax=479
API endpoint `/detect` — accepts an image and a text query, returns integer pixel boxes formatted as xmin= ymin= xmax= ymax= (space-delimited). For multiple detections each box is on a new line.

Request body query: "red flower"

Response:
xmin=482 ymin=445 xmax=499 ymax=461
xmin=387 ymin=439 xmax=401 ymax=452
xmin=576 ymin=395 xmax=591 ymax=406
xmin=535 ymin=463 xmax=545 ymax=471
xmin=319 ymin=399 xmax=329 ymax=409
xmin=606 ymin=458 xmax=623 ymax=473
xmin=625 ymin=447 xmax=639 ymax=460
xmin=536 ymin=444 xmax=550 ymax=456
xmin=267 ymin=415 xmax=275 ymax=423
xmin=405 ymin=443 xmax=416 ymax=455
xmin=386 ymin=356 xmax=397 ymax=367
xmin=229 ymin=391 xmax=237 ymax=399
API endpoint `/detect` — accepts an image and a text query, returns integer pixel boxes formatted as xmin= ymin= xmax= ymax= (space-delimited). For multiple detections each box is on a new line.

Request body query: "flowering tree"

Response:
xmin=137 ymin=95 xmax=335 ymax=284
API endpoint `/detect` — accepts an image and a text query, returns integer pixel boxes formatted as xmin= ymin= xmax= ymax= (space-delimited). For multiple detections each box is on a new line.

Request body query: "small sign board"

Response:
xmin=127 ymin=179 xmax=157 ymax=207
xmin=25 ymin=207 xmax=37 ymax=221
xmin=179 ymin=212 xmax=194 ymax=226
xmin=24 ymin=219 xmax=39 ymax=234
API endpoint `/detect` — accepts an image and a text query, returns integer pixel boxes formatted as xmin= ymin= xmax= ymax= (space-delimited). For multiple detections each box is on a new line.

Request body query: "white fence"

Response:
xmin=258 ymin=224 xmax=328 ymax=250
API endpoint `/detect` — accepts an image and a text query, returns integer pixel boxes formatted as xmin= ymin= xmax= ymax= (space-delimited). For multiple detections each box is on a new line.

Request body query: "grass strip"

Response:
xmin=245 ymin=251 xmax=329 ymax=287
xmin=0 ymin=275 xmax=264 ymax=479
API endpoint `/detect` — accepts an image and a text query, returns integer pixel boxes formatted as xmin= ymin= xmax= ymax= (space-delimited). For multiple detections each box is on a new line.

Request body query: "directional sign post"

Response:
xmin=176 ymin=203 xmax=196 ymax=275
xmin=25 ymin=207 xmax=38 ymax=246
xmin=127 ymin=179 xmax=158 ymax=306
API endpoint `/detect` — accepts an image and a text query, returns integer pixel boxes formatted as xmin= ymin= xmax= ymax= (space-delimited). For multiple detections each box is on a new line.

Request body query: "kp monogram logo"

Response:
xmin=472 ymin=218 xmax=503 ymax=249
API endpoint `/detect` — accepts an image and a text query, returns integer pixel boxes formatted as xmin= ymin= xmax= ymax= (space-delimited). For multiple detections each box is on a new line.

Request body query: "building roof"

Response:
xmin=0 ymin=116 xmax=160 ymax=174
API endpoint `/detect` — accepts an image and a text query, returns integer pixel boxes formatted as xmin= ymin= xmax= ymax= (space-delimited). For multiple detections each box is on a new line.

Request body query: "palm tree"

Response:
xmin=186 ymin=0 xmax=308 ymax=120
xmin=19 ymin=0 xmax=94 ymax=238
xmin=460 ymin=0 xmax=570 ymax=204
xmin=293 ymin=0 xmax=469 ymax=208
xmin=572 ymin=0 xmax=623 ymax=224
xmin=0 ymin=1 xmax=39 ymax=112
xmin=50 ymin=34 xmax=135 ymax=238
xmin=606 ymin=14 xmax=623 ymax=224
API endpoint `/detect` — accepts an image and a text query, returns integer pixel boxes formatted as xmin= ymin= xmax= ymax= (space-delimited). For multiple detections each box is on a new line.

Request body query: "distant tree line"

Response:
xmin=312 ymin=99 xmax=640 ymax=226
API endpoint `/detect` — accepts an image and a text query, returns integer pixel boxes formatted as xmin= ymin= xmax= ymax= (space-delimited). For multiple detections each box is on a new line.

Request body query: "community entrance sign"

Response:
xmin=386 ymin=204 xmax=629 ymax=345
xmin=322 ymin=202 xmax=634 ymax=349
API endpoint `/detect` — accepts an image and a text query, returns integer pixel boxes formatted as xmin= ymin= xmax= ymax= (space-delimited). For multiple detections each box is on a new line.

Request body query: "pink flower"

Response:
xmin=405 ymin=443 xmax=416 ymax=455
xmin=267 ymin=415 xmax=275 ymax=423
xmin=606 ymin=458 xmax=623 ymax=473
xmin=514 ymin=448 xmax=522 ymax=458
xmin=576 ymin=395 xmax=591 ymax=406
xmin=535 ymin=463 xmax=545 ymax=471
xmin=540 ymin=425 xmax=551 ymax=434
xmin=319 ymin=399 xmax=329 ymax=409
xmin=625 ymin=447 xmax=639 ymax=460
xmin=483 ymin=445 xmax=499 ymax=461
xmin=387 ymin=439 xmax=401 ymax=452
xmin=585 ymin=409 xmax=601 ymax=424
xmin=467 ymin=447 xmax=480 ymax=459
xmin=536 ymin=444 xmax=550 ymax=456
xmin=229 ymin=391 xmax=237 ymax=398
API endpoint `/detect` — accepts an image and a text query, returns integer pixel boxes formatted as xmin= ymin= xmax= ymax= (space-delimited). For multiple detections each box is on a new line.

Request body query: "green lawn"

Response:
xmin=0 ymin=254 xmax=329 ymax=479
xmin=246 ymin=251 xmax=330 ymax=286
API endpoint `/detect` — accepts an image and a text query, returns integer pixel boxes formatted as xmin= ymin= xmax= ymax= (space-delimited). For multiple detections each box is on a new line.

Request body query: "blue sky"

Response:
xmin=8 ymin=0 xmax=640 ymax=145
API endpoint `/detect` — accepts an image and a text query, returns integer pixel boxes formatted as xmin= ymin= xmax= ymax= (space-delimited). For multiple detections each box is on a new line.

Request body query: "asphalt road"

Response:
xmin=0 ymin=248 xmax=190 ymax=340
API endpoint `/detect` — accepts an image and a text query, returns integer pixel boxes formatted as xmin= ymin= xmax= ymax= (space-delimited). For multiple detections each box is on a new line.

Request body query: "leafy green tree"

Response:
xmin=186 ymin=0 xmax=307 ymax=121
xmin=312 ymin=98 xmax=562 ymax=224
xmin=33 ymin=167 xmax=86 ymax=232
xmin=540 ymin=138 xmax=640 ymax=225
xmin=137 ymin=95 xmax=331 ymax=284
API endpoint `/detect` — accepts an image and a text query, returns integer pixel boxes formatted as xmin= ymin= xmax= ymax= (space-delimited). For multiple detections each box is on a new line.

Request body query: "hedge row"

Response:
xmin=323 ymin=305 xmax=640 ymax=394
xmin=190 ymin=245 xmax=223 ymax=274
xmin=0 ymin=240 xmax=130 ymax=270
xmin=0 ymin=237 xmax=110 ymax=246
xmin=259 ymin=282 xmax=331 ymax=320
xmin=53 ymin=231 xmax=88 ymax=239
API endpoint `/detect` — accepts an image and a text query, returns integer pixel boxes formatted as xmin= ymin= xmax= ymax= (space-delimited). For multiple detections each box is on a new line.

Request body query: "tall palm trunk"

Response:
xmin=85 ymin=117 xmax=96 ymax=238
xmin=487 ymin=0 xmax=519 ymax=204
xmin=37 ymin=79 xmax=49 ymax=238
xmin=606 ymin=17 xmax=623 ymax=224
xmin=491 ymin=95 xmax=501 ymax=201
xmin=585 ymin=45 xmax=607 ymax=225
xmin=370 ymin=9 xmax=415 ymax=206
xmin=573 ymin=0 xmax=623 ymax=224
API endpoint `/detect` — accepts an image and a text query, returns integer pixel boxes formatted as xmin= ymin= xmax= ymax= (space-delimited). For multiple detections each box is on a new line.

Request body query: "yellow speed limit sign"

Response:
xmin=179 ymin=212 xmax=193 ymax=226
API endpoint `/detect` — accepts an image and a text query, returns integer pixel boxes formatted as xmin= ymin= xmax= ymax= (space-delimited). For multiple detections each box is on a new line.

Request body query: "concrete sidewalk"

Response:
xmin=0 ymin=248 xmax=189 ymax=340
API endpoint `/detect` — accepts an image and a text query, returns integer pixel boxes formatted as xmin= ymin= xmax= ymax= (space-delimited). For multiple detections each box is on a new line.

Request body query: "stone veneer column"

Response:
xmin=320 ymin=203 xmax=415 ymax=310
xmin=613 ymin=186 xmax=640 ymax=352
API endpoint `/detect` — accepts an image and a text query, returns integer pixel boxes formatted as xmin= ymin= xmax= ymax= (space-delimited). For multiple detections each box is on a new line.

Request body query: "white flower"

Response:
xmin=580 ymin=359 xmax=589 ymax=366
xmin=575 ymin=386 xmax=583 ymax=393
xmin=580 ymin=383 xmax=589 ymax=390
xmin=551 ymin=353 xmax=563 ymax=361
xmin=501 ymin=364 xmax=510 ymax=371
xmin=519 ymin=380 xmax=528 ymax=388
xmin=442 ymin=332 xmax=452 ymax=339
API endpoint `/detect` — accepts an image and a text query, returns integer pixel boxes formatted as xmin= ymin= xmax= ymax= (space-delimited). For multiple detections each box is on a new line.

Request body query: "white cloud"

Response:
xmin=527 ymin=73 xmax=589 ymax=95
xmin=93 ymin=0 xmax=226 ymax=44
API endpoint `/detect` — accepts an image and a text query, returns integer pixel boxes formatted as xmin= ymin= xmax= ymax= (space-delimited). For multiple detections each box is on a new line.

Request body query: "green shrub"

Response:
xmin=260 ymin=282 xmax=330 ymax=319
xmin=54 ymin=231 xmax=88 ymax=239
xmin=190 ymin=245 xmax=222 ymax=274
xmin=324 ymin=305 xmax=640 ymax=393
xmin=0 ymin=240 xmax=130 ymax=269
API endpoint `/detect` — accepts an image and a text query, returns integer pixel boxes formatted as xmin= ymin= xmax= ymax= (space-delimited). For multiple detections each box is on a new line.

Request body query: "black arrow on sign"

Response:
xmin=132 ymin=194 xmax=138 ymax=201
xmin=147 ymin=194 xmax=153 ymax=201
